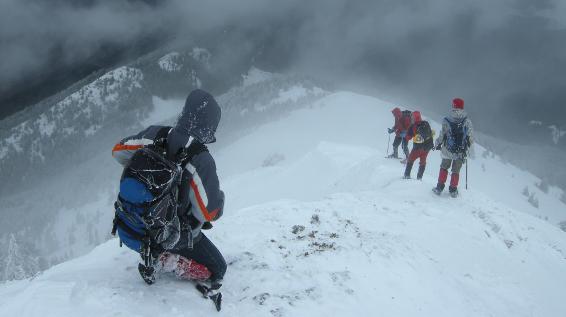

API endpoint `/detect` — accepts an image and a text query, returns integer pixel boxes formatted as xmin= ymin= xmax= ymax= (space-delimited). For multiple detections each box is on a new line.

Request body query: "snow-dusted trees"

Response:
xmin=2 ymin=234 xmax=40 ymax=281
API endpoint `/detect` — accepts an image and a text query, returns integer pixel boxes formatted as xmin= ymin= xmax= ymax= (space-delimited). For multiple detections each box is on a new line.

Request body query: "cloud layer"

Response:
xmin=1 ymin=0 xmax=565 ymax=138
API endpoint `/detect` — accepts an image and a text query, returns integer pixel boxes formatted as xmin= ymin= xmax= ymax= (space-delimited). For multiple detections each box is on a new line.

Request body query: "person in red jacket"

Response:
xmin=387 ymin=107 xmax=411 ymax=160
xmin=403 ymin=111 xmax=434 ymax=180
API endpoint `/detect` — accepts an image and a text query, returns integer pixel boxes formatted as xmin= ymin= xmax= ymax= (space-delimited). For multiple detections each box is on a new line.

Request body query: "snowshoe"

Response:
xmin=196 ymin=282 xmax=223 ymax=311
xmin=386 ymin=153 xmax=399 ymax=159
xmin=138 ymin=263 xmax=156 ymax=285
xmin=400 ymin=158 xmax=407 ymax=164
xmin=403 ymin=175 xmax=411 ymax=179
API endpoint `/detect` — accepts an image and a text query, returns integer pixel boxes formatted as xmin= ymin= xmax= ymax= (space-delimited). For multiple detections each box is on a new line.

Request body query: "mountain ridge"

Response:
xmin=1 ymin=90 xmax=565 ymax=316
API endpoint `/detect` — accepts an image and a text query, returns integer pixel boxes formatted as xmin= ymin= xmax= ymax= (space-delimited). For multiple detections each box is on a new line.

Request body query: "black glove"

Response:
xmin=388 ymin=128 xmax=394 ymax=134
xmin=435 ymin=143 xmax=442 ymax=151
xmin=202 ymin=222 xmax=213 ymax=230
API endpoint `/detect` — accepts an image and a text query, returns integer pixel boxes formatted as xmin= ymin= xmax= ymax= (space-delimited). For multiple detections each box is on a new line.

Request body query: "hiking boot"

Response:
xmin=432 ymin=183 xmax=445 ymax=195
xmin=196 ymin=279 xmax=223 ymax=311
xmin=404 ymin=162 xmax=413 ymax=179
xmin=198 ymin=279 xmax=223 ymax=293
xmin=400 ymin=158 xmax=407 ymax=164
xmin=416 ymin=165 xmax=426 ymax=180
xmin=138 ymin=263 xmax=156 ymax=285
xmin=449 ymin=187 xmax=459 ymax=198
xmin=387 ymin=153 xmax=399 ymax=159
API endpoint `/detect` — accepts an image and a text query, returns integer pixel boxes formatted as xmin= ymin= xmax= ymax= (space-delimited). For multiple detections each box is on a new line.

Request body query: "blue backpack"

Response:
xmin=111 ymin=140 xmax=208 ymax=285
xmin=444 ymin=117 xmax=469 ymax=154
xmin=112 ymin=145 xmax=183 ymax=254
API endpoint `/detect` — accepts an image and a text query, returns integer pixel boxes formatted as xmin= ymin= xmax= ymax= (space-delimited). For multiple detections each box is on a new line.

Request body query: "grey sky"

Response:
xmin=1 ymin=0 xmax=565 ymax=140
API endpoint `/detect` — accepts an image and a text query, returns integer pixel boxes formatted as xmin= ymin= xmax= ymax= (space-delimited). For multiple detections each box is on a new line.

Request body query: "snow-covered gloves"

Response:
xmin=202 ymin=222 xmax=213 ymax=230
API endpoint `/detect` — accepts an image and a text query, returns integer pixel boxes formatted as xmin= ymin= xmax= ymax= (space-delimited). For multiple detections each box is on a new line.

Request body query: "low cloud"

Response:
xmin=1 ymin=0 xmax=565 ymax=136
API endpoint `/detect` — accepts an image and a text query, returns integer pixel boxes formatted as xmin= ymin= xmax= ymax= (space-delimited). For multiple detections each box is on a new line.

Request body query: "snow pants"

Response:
xmin=408 ymin=148 xmax=429 ymax=166
xmin=392 ymin=135 xmax=409 ymax=158
xmin=438 ymin=158 xmax=463 ymax=189
xmin=170 ymin=233 xmax=226 ymax=282
xmin=405 ymin=148 xmax=429 ymax=179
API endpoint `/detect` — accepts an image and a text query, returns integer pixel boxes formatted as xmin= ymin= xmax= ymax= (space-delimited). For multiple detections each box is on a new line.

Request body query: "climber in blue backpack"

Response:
xmin=432 ymin=98 xmax=474 ymax=198
xmin=111 ymin=89 xmax=225 ymax=311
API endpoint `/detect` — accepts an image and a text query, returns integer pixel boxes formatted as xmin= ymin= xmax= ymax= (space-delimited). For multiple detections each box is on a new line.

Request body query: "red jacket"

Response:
xmin=391 ymin=108 xmax=411 ymax=136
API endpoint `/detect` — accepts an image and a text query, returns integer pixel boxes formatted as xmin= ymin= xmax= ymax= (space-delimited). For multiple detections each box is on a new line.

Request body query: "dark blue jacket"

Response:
xmin=112 ymin=90 xmax=224 ymax=244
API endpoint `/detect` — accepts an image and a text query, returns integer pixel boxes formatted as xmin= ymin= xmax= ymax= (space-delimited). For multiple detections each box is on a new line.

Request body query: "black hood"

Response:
xmin=167 ymin=89 xmax=221 ymax=158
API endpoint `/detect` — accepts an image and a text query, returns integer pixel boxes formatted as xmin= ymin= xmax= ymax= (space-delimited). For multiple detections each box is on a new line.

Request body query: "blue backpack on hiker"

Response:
xmin=111 ymin=140 xmax=209 ymax=254
xmin=112 ymin=145 xmax=183 ymax=254
xmin=444 ymin=117 xmax=469 ymax=154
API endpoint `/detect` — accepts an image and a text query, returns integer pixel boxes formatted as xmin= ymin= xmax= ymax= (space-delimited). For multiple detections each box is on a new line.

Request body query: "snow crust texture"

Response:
xmin=1 ymin=90 xmax=566 ymax=316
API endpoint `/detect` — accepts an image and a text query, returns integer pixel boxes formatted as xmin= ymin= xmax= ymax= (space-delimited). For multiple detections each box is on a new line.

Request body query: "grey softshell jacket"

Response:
xmin=434 ymin=108 xmax=474 ymax=160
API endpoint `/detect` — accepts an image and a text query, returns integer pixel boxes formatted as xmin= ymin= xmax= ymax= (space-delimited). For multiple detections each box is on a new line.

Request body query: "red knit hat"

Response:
xmin=452 ymin=98 xmax=464 ymax=109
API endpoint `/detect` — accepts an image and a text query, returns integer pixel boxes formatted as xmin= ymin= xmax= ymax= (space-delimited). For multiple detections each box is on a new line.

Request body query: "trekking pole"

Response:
xmin=465 ymin=159 xmax=468 ymax=190
xmin=386 ymin=133 xmax=391 ymax=156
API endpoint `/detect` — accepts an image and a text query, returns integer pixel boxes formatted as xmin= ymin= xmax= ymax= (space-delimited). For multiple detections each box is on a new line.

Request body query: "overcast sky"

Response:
xmin=1 ymin=0 xmax=565 ymax=138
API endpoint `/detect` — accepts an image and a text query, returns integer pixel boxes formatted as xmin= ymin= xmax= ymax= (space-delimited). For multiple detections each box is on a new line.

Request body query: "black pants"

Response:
xmin=171 ymin=233 xmax=226 ymax=282
xmin=392 ymin=135 xmax=409 ymax=157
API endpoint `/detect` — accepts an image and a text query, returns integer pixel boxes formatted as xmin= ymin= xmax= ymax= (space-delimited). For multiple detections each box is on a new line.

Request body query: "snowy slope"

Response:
xmin=1 ymin=91 xmax=566 ymax=316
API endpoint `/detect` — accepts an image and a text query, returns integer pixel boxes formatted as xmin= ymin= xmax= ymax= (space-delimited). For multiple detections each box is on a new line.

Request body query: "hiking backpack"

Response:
xmin=414 ymin=121 xmax=433 ymax=143
xmin=401 ymin=110 xmax=412 ymax=122
xmin=111 ymin=141 xmax=207 ymax=256
xmin=444 ymin=117 xmax=469 ymax=154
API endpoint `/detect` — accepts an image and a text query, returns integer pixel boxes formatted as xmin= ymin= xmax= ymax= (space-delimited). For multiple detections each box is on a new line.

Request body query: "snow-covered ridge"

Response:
xmin=0 ymin=66 xmax=145 ymax=162
xmin=0 ymin=46 xmax=221 ymax=179
xmin=220 ymin=68 xmax=329 ymax=123
xmin=242 ymin=67 xmax=274 ymax=86
xmin=0 ymin=46 xmax=223 ymax=197
xmin=0 ymin=62 xmax=330 ymax=283
xmin=158 ymin=52 xmax=182 ymax=72
xmin=155 ymin=49 xmax=211 ymax=88
xmin=1 ymin=91 xmax=566 ymax=316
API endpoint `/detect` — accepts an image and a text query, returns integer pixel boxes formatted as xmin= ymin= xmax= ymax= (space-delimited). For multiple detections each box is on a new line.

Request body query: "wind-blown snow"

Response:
xmin=142 ymin=96 xmax=185 ymax=127
xmin=242 ymin=67 xmax=274 ymax=87
xmin=252 ymin=85 xmax=326 ymax=112
xmin=267 ymin=86 xmax=326 ymax=109
xmin=1 ymin=91 xmax=565 ymax=316
xmin=548 ymin=125 xmax=565 ymax=145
